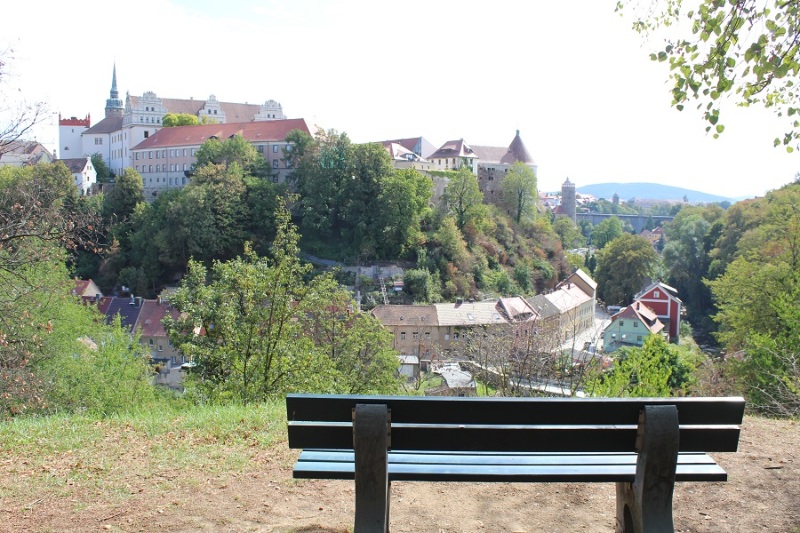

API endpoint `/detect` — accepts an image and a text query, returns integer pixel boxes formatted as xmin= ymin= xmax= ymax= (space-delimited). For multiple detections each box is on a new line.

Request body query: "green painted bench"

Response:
xmin=286 ymin=394 xmax=744 ymax=533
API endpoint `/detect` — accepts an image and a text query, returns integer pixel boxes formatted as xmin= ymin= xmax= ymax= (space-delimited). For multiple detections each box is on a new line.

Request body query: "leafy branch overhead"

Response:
xmin=620 ymin=0 xmax=800 ymax=151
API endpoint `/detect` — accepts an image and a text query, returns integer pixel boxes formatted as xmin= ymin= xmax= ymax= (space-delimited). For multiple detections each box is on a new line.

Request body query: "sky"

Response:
xmin=2 ymin=0 xmax=798 ymax=198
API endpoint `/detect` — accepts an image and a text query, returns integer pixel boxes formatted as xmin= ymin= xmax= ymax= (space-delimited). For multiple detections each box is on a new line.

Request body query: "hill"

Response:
xmin=577 ymin=182 xmax=735 ymax=204
xmin=1 ymin=405 xmax=797 ymax=532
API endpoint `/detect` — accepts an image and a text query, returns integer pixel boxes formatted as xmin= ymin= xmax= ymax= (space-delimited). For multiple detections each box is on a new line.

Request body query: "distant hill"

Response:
xmin=576 ymin=182 xmax=734 ymax=204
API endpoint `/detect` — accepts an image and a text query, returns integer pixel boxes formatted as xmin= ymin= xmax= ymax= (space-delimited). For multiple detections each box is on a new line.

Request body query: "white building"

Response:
xmin=58 ymin=156 xmax=96 ymax=195
xmin=58 ymin=65 xmax=288 ymax=177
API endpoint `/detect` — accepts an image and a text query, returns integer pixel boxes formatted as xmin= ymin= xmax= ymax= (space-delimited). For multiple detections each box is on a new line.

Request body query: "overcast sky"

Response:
xmin=3 ymin=0 xmax=798 ymax=198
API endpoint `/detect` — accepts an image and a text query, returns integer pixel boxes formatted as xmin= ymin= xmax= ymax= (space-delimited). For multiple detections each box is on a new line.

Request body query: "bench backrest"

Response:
xmin=287 ymin=394 xmax=745 ymax=453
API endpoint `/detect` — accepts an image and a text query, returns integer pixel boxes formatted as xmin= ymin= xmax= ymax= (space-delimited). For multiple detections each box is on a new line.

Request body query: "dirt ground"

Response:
xmin=1 ymin=416 xmax=797 ymax=532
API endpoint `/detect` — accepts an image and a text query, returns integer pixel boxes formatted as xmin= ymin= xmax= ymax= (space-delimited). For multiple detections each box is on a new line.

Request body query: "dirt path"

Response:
xmin=1 ymin=416 xmax=797 ymax=532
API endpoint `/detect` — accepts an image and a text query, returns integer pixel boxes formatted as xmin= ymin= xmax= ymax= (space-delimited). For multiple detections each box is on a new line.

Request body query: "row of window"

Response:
xmin=135 ymin=148 xmax=196 ymax=160
xmin=136 ymin=164 xmax=190 ymax=173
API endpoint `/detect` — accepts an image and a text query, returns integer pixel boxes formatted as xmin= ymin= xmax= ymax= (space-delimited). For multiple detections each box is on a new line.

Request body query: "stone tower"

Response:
xmin=105 ymin=64 xmax=124 ymax=119
xmin=562 ymin=177 xmax=576 ymax=222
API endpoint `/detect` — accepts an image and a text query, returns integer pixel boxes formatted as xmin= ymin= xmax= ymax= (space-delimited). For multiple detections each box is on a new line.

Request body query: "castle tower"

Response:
xmin=562 ymin=177 xmax=576 ymax=222
xmin=105 ymin=64 xmax=125 ymax=119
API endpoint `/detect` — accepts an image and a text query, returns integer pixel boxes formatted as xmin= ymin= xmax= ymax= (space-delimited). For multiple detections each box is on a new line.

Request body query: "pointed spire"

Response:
xmin=105 ymin=63 xmax=124 ymax=119
xmin=110 ymin=63 xmax=119 ymax=99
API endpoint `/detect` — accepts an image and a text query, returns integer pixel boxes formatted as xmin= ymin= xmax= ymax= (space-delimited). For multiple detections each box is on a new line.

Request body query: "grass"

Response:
xmin=0 ymin=399 xmax=288 ymax=503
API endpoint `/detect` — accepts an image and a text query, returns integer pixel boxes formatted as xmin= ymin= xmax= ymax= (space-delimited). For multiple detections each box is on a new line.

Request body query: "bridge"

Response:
xmin=575 ymin=213 xmax=674 ymax=233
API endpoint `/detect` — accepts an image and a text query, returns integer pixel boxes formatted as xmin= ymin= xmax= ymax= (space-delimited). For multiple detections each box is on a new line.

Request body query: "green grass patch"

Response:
xmin=0 ymin=399 xmax=289 ymax=503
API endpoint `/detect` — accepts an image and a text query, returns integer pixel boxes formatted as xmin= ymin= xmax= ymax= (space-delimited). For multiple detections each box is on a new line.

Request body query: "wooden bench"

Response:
xmin=286 ymin=394 xmax=744 ymax=533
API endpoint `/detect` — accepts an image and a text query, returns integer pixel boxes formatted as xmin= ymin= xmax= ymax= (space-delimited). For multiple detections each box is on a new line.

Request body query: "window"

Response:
xmin=620 ymin=320 xmax=624 ymax=327
xmin=273 ymin=160 xmax=279 ymax=168
xmin=634 ymin=322 xmax=639 ymax=328
xmin=400 ymin=332 xmax=406 ymax=340
xmin=149 ymin=339 xmax=154 ymax=345
xmin=637 ymin=336 xmax=642 ymax=342
xmin=213 ymin=110 xmax=217 ymax=115
xmin=156 ymin=164 xmax=160 ymax=172
xmin=183 ymin=163 xmax=188 ymax=171
xmin=148 ymin=165 xmax=152 ymax=172
xmin=257 ymin=145 xmax=263 ymax=153
xmin=158 ymin=345 xmax=163 ymax=352
xmin=413 ymin=332 xmax=419 ymax=340
xmin=148 ymin=151 xmax=153 ymax=159
xmin=144 ymin=131 xmax=149 ymax=138
xmin=273 ymin=145 xmax=279 ymax=153
xmin=654 ymin=291 xmax=660 ymax=298
xmin=191 ymin=148 xmax=196 ymax=156
xmin=162 ymin=150 xmax=166 ymax=158
xmin=94 ymin=138 xmax=102 ymax=145
xmin=182 ymin=148 xmax=187 ymax=157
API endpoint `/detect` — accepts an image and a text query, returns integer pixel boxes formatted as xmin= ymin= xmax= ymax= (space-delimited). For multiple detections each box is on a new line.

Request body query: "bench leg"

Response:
xmin=354 ymin=403 xmax=390 ymax=533
xmin=615 ymin=405 xmax=679 ymax=533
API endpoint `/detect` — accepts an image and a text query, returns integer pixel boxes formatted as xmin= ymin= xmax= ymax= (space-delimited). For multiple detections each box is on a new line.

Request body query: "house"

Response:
xmin=58 ymin=157 xmax=97 ymax=195
xmin=602 ymin=301 xmax=667 ymax=352
xmin=472 ymin=130 xmax=538 ymax=202
xmin=380 ymin=141 xmax=434 ymax=171
xmin=633 ymin=281 xmax=682 ymax=342
xmin=72 ymin=278 xmax=102 ymax=302
xmin=0 ymin=140 xmax=54 ymax=167
xmin=427 ymin=139 xmax=478 ymax=173
xmin=129 ymin=118 xmax=311 ymax=198
xmin=59 ymin=65 xmax=288 ymax=177
xmin=378 ymin=136 xmax=437 ymax=159
xmin=370 ymin=305 xmax=439 ymax=366
xmin=97 ymin=295 xmax=145 ymax=331
xmin=544 ymin=269 xmax=597 ymax=344
xmin=134 ymin=298 xmax=183 ymax=388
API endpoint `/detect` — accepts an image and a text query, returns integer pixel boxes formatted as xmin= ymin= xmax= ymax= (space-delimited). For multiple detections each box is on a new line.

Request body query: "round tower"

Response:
xmin=562 ymin=177 xmax=576 ymax=222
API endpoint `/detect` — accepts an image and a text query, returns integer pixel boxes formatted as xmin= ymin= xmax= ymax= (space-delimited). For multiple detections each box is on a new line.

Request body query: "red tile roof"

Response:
xmin=131 ymin=118 xmax=310 ymax=150
xmin=135 ymin=299 xmax=179 ymax=338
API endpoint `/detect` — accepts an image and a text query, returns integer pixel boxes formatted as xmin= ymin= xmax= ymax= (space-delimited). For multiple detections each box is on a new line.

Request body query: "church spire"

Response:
xmin=105 ymin=63 xmax=124 ymax=119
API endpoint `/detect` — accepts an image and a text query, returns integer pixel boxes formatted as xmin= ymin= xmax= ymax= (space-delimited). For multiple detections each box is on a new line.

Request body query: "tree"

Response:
xmin=591 ymin=216 xmax=623 ymax=248
xmin=166 ymin=205 xmax=328 ymax=402
xmin=588 ymin=335 xmax=695 ymax=397
xmin=661 ymin=205 xmax=723 ymax=322
xmin=0 ymin=163 xmax=105 ymax=416
xmin=193 ymin=134 xmax=271 ymax=179
xmin=442 ymin=166 xmax=485 ymax=231
xmin=162 ymin=113 xmax=200 ymax=127
xmin=595 ymin=233 xmax=660 ymax=306
xmin=500 ymin=161 xmax=538 ymax=223
xmin=103 ymin=167 xmax=144 ymax=222
xmin=91 ymin=153 xmax=111 ymax=183
xmin=373 ymin=169 xmax=432 ymax=258
xmin=620 ymin=0 xmax=800 ymax=150
xmin=707 ymin=182 xmax=800 ymax=349
xmin=553 ymin=216 xmax=585 ymax=249
xmin=0 ymin=47 xmax=48 ymax=158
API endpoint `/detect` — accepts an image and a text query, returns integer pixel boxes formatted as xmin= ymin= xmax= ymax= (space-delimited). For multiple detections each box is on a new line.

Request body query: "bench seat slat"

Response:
xmin=293 ymin=458 xmax=727 ymax=483
xmin=298 ymin=450 xmax=719 ymax=467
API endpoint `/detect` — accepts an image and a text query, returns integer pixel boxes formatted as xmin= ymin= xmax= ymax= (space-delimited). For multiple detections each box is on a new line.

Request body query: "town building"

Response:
xmin=472 ymin=130 xmax=538 ymax=202
xmin=0 ymin=140 xmax=54 ymax=167
xmin=427 ymin=139 xmax=478 ymax=173
xmin=57 ymin=156 xmax=96 ymax=195
xmin=633 ymin=281 xmax=683 ymax=342
xmin=602 ymin=300 xmax=667 ymax=352
xmin=129 ymin=118 xmax=311 ymax=198
xmin=371 ymin=270 xmax=598 ymax=361
xmin=58 ymin=65 xmax=288 ymax=178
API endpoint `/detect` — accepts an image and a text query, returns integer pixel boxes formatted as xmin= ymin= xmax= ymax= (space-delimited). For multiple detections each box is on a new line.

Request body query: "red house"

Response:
xmin=633 ymin=281 xmax=682 ymax=343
